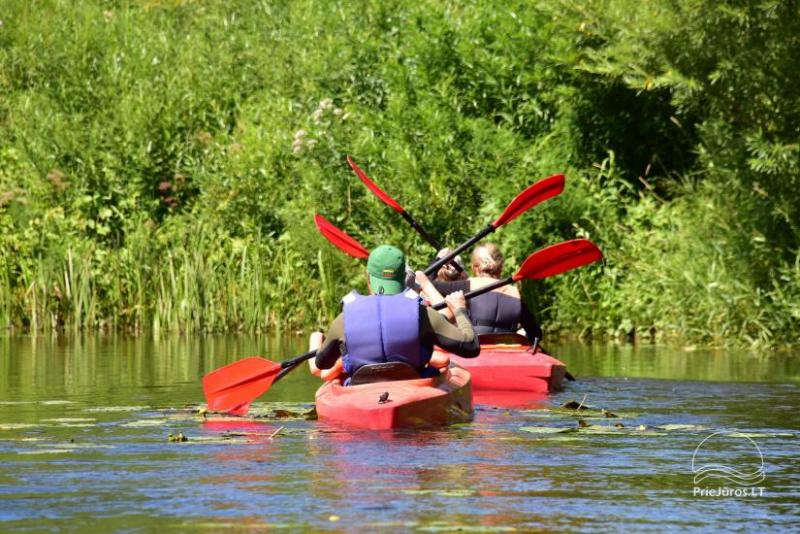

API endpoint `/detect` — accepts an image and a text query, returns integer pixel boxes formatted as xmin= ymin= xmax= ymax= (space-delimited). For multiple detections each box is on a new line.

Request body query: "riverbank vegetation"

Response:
xmin=1 ymin=1 xmax=798 ymax=346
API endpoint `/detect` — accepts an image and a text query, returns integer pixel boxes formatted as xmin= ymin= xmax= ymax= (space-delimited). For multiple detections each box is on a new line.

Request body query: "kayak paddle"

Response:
xmin=423 ymin=173 xmax=565 ymax=277
xmin=347 ymin=156 xmax=448 ymax=254
xmin=314 ymin=213 xmax=369 ymax=259
xmin=203 ymin=350 xmax=314 ymax=414
xmin=431 ymin=239 xmax=602 ymax=310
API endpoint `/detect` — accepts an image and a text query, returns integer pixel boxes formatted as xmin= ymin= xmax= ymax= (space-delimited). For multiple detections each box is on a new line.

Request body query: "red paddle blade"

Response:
xmin=514 ymin=239 xmax=603 ymax=281
xmin=347 ymin=156 xmax=404 ymax=214
xmin=492 ymin=174 xmax=565 ymax=228
xmin=202 ymin=357 xmax=281 ymax=414
xmin=314 ymin=214 xmax=370 ymax=259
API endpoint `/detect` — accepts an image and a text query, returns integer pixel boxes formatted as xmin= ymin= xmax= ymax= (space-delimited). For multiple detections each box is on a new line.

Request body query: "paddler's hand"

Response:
xmin=444 ymin=290 xmax=467 ymax=315
xmin=414 ymin=271 xmax=432 ymax=292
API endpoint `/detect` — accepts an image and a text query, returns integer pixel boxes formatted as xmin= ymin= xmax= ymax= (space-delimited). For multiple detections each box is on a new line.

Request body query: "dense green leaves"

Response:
xmin=0 ymin=0 xmax=797 ymax=345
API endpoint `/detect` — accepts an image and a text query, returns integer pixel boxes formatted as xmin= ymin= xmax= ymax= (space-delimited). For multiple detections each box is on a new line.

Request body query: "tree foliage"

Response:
xmin=0 ymin=0 xmax=797 ymax=345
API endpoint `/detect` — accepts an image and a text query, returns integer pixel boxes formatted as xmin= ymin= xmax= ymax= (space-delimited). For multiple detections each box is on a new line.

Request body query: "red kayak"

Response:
xmin=315 ymin=365 xmax=473 ymax=430
xmin=441 ymin=333 xmax=567 ymax=393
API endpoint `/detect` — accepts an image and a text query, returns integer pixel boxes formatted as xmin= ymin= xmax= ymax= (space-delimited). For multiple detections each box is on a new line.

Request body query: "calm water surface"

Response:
xmin=0 ymin=336 xmax=798 ymax=532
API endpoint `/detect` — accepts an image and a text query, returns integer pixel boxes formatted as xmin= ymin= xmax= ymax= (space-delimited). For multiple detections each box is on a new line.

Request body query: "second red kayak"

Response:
xmin=315 ymin=366 xmax=473 ymax=430
xmin=441 ymin=333 xmax=567 ymax=393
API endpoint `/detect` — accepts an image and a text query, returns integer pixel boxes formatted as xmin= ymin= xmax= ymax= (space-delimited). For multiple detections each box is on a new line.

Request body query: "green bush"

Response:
xmin=0 ymin=0 xmax=797 ymax=346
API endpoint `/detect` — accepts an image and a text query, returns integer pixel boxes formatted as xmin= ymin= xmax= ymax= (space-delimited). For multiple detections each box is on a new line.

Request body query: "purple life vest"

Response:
xmin=342 ymin=291 xmax=431 ymax=376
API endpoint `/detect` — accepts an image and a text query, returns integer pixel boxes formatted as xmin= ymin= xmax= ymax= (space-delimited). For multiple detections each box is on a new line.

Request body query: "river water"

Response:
xmin=0 ymin=336 xmax=798 ymax=531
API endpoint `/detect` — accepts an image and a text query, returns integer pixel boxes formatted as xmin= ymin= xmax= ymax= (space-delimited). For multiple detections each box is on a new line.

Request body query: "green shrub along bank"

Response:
xmin=1 ymin=1 xmax=798 ymax=346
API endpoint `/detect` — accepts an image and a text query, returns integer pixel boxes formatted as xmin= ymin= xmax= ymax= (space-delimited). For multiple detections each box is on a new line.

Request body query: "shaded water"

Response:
xmin=0 ymin=336 xmax=798 ymax=531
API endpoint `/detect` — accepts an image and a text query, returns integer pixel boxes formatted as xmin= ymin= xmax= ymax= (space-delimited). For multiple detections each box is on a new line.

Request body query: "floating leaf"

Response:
xmin=120 ymin=418 xmax=169 ymax=428
xmin=561 ymin=400 xmax=594 ymax=410
xmin=656 ymin=424 xmax=706 ymax=431
xmin=0 ymin=423 xmax=40 ymax=430
xmin=728 ymin=431 xmax=795 ymax=439
xmin=50 ymin=442 xmax=115 ymax=450
xmin=178 ymin=435 xmax=251 ymax=445
xmin=519 ymin=426 xmax=577 ymax=434
xmin=85 ymin=406 xmax=149 ymax=413
xmin=41 ymin=418 xmax=96 ymax=423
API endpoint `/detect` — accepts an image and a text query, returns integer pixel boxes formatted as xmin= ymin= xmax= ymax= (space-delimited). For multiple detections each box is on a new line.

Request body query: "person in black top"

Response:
xmin=417 ymin=243 xmax=543 ymax=343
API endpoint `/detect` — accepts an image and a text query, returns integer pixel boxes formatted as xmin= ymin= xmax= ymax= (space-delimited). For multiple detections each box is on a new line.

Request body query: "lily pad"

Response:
xmin=179 ymin=435 xmax=251 ymax=445
xmin=0 ymin=423 xmax=40 ymax=430
xmin=656 ymin=424 xmax=706 ymax=431
xmin=85 ymin=406 xmax=149 ymax=413
xmin=561 ymin=400 xmax=594 ymax=410
xmin=728 ymin=431 xmax=795 ymax=439
xmin=519 ymin=426 xmax=578 ymax=434
xmin=120 ymin=418 xmax=169 ymax=428
xmin=50 ymin=442 xmax=115 ymax=450
xmin=41 ymin=417 xmax=96 ymax=423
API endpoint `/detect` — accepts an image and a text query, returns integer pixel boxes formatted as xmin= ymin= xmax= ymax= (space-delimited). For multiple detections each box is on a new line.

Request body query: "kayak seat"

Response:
xmin=477 ymin=332 xmax=530 ymax=346
xmin=350 ymin=362 xmax=421 ymax=385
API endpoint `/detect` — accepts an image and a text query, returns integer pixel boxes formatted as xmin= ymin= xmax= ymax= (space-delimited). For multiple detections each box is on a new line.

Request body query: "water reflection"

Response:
xmin=0 ymin=335 xmax=797 ymax=531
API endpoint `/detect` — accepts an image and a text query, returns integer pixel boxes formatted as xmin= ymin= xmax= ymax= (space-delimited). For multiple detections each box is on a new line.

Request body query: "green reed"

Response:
xmin=0 ymin=0 xmax=798 ymax=346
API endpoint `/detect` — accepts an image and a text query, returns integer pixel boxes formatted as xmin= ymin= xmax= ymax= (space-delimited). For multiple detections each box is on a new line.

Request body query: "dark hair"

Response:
xmin=435 ymin=248 xmax=468 ymax=281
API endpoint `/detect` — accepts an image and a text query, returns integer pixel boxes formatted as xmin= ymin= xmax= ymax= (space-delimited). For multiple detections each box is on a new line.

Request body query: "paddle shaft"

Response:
xmin=347 ymin=157 xmax=462 ymax=272
xmin=274 ymin=349 xmax=317 ymax=382
xmin=398 ymin=210 xmax=439 ymax=249
xmin=424 ymin=224 xmax=495 ymax=278
xmin=431 ymin=274 xmax=512 ymax=311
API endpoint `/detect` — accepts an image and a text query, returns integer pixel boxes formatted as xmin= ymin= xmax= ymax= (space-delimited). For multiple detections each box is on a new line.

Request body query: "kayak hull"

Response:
xmin=447 ymin=344 xmax=566 ymax=393
xmin=315 ymin=366 xmax=473 ymax=430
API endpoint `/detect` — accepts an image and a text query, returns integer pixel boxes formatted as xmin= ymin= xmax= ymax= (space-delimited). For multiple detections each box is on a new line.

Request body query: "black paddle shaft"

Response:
xmin=423 ymin=224 xmax=495 ymax=277
xmin=431 ymin=275 xmax=513 ymax=311
xmin=274 ymin=349 xmax=317 ymax=382
xmin=400 ymin=211 xmax=440 ymax=249
xmin=400 ymin=211 xmax=464 ymax=273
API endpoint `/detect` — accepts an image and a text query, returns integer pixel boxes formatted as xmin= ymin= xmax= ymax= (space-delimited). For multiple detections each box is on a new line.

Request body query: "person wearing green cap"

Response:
xmin=366 ymin=244 xmax=408 ymax=295
xmin=308 ymin=245 xmax=479 ymax=383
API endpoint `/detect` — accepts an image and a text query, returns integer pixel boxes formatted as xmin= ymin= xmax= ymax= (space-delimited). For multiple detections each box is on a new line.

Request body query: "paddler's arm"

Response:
xmin=421 ymin=291 xmax=480 ymax=358
xmin=315 ymin=313 xmax=344 ymax=370
xmin=415 ymin=271 xmax=450 ymax=319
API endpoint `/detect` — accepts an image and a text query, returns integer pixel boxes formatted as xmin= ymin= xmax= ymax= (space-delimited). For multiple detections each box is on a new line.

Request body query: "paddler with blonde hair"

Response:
xmin=417 ymin=243 xmax=543 ymax=342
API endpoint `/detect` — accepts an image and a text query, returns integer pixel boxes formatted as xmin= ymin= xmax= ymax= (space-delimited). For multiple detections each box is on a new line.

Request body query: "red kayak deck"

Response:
xmin=315 ymin=366 xmax=473 ymax=430
xmin=442 ymin=334 xmax=567 ymax=393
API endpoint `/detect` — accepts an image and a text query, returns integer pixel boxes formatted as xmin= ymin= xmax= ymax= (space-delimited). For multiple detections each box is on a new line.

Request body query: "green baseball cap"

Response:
xmin=367 ymin=245 xmax=406 ymax=295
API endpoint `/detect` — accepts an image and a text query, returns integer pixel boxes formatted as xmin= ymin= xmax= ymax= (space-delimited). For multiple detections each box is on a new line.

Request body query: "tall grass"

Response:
xmin=0 ymin=0 xmax=798 ymax=346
